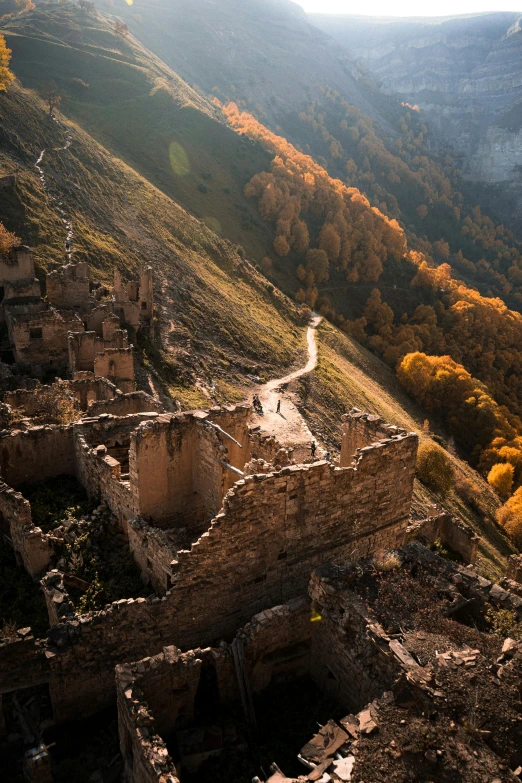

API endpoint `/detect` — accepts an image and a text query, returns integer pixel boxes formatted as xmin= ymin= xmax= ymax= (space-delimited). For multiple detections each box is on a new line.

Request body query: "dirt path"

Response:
xmin=251 ymin=315 xmax=323 ymax=462
xmin=35 ymin=115 xmax=74 ymax=260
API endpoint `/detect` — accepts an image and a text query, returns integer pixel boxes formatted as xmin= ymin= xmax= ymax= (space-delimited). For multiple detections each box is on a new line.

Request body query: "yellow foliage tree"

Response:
xmin=487 ymin=463 xmax=514 ymax=498
xmin=497 ymin=487 xmax=522 ymax=550
xmin=416 ymin=441 xmax=455 ymax=495
xmin=273 ymin=235 xmax=290 ymax=257
xmin=0 ymin=34 xmax=14 ymax=92
xmin=0 ymin=221 xmax=20 ymax=255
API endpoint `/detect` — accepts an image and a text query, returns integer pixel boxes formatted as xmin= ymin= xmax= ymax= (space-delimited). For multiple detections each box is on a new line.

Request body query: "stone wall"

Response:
xmin=339 ymin=409 xmax=398 ymax=467
xmin=404 ymin=512 xmax=480 ymax=564
xmin=132 ymin=413 xmax=229 ymax=530
xmin=165 ymin=427 xmax=416 ymax=649
xmin=94 ymin=348 xmax=135 ymax=393
xmin=74 ymin=414 xmax=155 ymax=524
xmin=4 ymin=278 xmax=41 ymax=304
xmin=0 ymin=408 xmax=419 ymax=728
xmin=0 ymin=480 xmax=52 ymax=576
xmin=0 ymin=246 xmax=35 ymax=286
xmin=113 ymin=267 xmax=153 ymax=333
xmin=308 ymin=566 xmax=403 ymax=710
xmin=128 ymin=519 xmax=178 ymax=594
xmin=0 ymin=426 xmax=75 ymax=487
xmin=69 ymin=375 xmax=118 ymax=410
xmin=115 ymin=598 xmax=311 ymax=783
xmin=7 ymin=305 xmax=84 ymax=369
xmin=87 ymin=392 xmax=163 ymax=418
xmin=46 ymin=262 xmax=91 ymax=310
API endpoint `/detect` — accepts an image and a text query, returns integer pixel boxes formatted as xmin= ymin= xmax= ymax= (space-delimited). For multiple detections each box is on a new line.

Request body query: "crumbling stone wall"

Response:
xmin=132 ymin=413 xmax=229 ymax=530
xmin=166 ymin=429 xmax=416 ymax=648
xmin=308 ymin=566 xmax=403 ymax=710
xmin=94 ymin=348 xmax=135 ymax=393
xmin=0 ymin=408 xmax=419 ymax=728
xmin=0 ymin=480 xmax=52 ymax=576
xmin=46 ymin=262 xmax=91 ymax=310
xmin=69 ymin=375 xmax=118 ymax=410
xmin=115 ymin=598 xmax=312 ymax=783
xmin=113 ymin=267 xmax=153 ymax=332
xmin=128 ymin=519 xmax=178 ymax=593
xmin=405 ymin=512 xmax=480 ymax=564
xmin=87 ymin=392 xmax=163 ymax=418
xmin=0 ymin=426 xmax=75 ymax=487
xmin=74 ymin=414 xmax=155 ymax=524
xmin=340 ymin=409 xmax=403 ymax=468
xmin=0 ymin=246 xmax=35 ymax=287
xmin=6 ymin=306 xmax=83 ymax=369
xmin=4 ymin=278 xmax=41 ymax=304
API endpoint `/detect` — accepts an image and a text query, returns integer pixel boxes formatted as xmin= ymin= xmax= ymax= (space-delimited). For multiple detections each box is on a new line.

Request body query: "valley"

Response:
xmin=0 ymin=2 xmax=522 ymax=782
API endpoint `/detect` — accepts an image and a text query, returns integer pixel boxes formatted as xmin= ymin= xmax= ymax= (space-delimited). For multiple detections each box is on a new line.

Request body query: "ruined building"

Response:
xmin=0 ymin=246 xmax=510 ymax=783
xmin=0 ymin=247 xmax=152 ymax=387
xmin=116 ymin=543 xmax=522 ymax=783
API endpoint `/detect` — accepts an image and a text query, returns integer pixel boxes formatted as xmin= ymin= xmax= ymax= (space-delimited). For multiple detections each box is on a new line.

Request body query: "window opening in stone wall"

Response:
xmin=29 ymin=327 xmax=43 ymax=340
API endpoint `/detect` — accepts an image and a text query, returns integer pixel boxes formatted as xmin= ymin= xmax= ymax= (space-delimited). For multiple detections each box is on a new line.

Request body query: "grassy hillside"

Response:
xmin=296 ymin=322 xmax=515 ymax=580
xmin=1 ymin=3 xmax=275 ymax=263
xmin=0 ymin=81 xmax=306 ymax=403
xmin=0 ymin=8 xmax=514 ymax=578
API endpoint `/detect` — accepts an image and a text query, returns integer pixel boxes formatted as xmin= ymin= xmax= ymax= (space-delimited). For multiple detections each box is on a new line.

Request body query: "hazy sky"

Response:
xmin=297 ymin=0 xmax=522 ymax=16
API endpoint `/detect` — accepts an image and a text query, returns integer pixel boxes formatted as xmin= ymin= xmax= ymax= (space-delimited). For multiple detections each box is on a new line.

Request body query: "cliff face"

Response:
xmin=310 ymin=12 xmax=522 ymax=197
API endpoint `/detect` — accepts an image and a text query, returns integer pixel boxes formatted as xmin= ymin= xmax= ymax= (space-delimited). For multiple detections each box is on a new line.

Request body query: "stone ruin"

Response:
xmin=0 ymin=391 xmax=488 ymax=781
xmin=0 ymin=245 xmax=153 ymax=390
xmin=0 ymin=242 xmax=511 ymax=783
xmin=115 ymin=542 xmax=522 ymax=783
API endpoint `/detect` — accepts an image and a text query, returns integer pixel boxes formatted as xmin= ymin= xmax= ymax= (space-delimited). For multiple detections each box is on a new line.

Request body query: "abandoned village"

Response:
xmin=0 ymin=243 xmax=521 ymax=783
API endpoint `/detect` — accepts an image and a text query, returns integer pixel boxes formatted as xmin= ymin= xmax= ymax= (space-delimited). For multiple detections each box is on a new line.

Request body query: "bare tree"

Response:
xmin=44 ymin=81 xmax=63 ymax=117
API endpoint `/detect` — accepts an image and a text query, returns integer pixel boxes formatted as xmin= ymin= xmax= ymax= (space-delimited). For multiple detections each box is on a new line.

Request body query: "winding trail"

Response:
xmin=35 ymin=116 xmax=74 ymax=259
xmin=252 ymin=315 xmax=323 ymax=461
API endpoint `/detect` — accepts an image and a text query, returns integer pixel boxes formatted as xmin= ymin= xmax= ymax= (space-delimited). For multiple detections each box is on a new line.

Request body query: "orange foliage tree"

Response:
xmin=0 ymin=34 xmax=14 ymax=92
xmin=224 ymin=103 xmax=407 ymax=292
xmin=0 ymin=221 xmax=20 ymax=254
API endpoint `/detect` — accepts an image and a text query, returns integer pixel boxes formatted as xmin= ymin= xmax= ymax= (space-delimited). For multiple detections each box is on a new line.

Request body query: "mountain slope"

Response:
xmin=0 ymin=5 xmax=516 ymax=576
xmin=309 ymin=12 xmax=522 ymax=217
xmin=0 ymin=79 xmax=307 ymax=403
xmin=97 ymin=0 xmax=392 ymax=128
xmin=1 ymin=3 xmax=276 ymax=262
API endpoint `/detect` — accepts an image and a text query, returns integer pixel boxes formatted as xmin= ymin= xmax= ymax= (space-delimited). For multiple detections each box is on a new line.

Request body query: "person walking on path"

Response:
xmin=276 ymin=399 xmax=281 ymax=414
xmin=311 ymin=440 xmax=317 ymax=458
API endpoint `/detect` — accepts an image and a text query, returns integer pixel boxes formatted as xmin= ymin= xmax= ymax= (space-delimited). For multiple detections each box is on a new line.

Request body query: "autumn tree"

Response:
xmin=416 ymin=442 xmax=454 ymax=495
xmin=0 ymin=222 xmax=20 ymax=255
xmin=488 ymin=463 xmax=514 ymax=498
xmin=0 ymin=34 xmax=14 ymax=92
xmin=305 ymin=249 xmax=329 ymax=284
xmin=497 ymin=488 xmax=522 ymax=550
xmin=273 ymin=234 xmax=290 ymax=257
xmin=318 ymin=223 xmax=341 ymax=263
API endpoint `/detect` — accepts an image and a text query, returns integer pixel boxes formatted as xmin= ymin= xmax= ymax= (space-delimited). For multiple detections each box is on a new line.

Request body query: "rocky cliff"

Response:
xmin=310 ymin=12 xmax=522 ymax=212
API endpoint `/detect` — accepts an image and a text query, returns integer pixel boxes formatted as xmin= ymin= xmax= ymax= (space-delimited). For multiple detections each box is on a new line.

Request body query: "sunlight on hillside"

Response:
xmin=168 ymin=140 xmax=190 ymax=176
